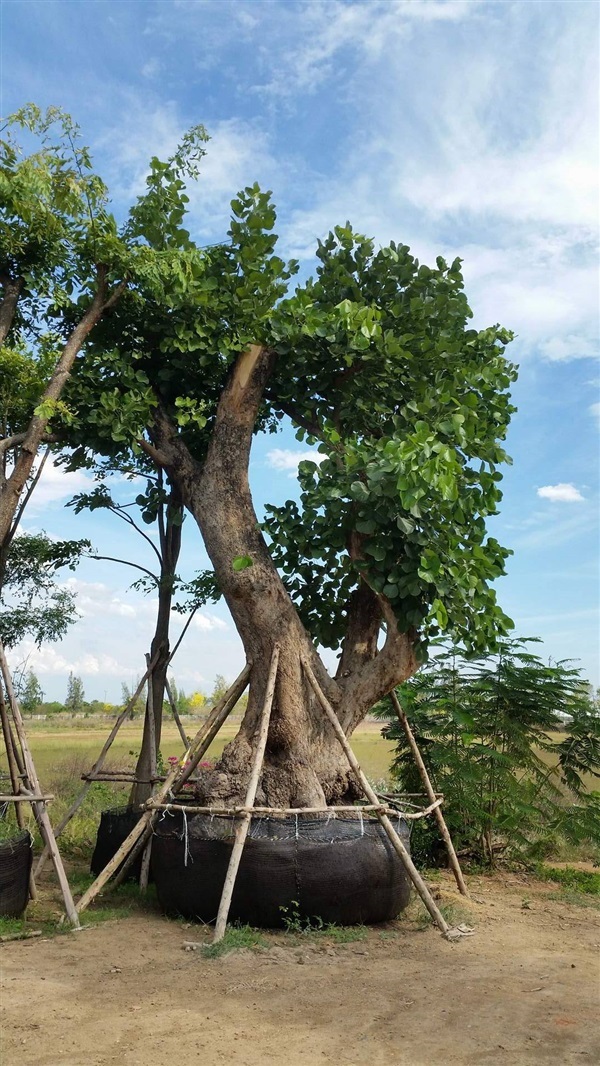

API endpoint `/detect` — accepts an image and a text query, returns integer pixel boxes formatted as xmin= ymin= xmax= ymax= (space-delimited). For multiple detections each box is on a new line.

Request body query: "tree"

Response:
xmin=0 ymin=531 xmax=86 ymax=649
xmin=68 ymin=473 xmax=217 ymax=804
xmin=378 ymin=640 xmax=600 ymax=864
xmin=65 ymin=672 xmax=85 ymax=714
xmin=0 ymin=105 xmax=129 ymax=552
xmin=121 ymin=680 xmax=146 ymax=718
xmin=61 ymin=126 xmax=516 ymax=808
xmin=18 ymin=668 xmax=44 ymax=713
xmin=209 ymin=675 xmax=229 ymax=706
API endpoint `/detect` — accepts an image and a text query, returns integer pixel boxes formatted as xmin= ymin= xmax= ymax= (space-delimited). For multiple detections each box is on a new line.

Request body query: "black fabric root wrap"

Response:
xmin=0 ymin=830 xmax=32 ymax=917
xmin=151 ymin=810 xmax=412 ymax=927
xmin=91 ymin=806 xmax=146 ymax=882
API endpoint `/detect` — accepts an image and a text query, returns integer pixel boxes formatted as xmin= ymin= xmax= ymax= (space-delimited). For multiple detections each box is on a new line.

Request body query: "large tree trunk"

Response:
xmin=148 ymin=346 xmax=417 ymax=807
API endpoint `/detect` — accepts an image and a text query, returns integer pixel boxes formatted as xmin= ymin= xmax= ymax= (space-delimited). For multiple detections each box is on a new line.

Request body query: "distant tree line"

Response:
xmin=14 ymin=667 xmax=241 ymax=718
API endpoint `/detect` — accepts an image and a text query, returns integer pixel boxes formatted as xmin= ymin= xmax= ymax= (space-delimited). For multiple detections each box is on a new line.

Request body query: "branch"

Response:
xmin=338 ymin=595 xmax=418 ymax=733
xmin=8 ymin=446 xmax=50 ymax=544
xmin=0 ymin=275 xmax=24 ymax=345
xmin=0 ymin=432 xmax=56 ymax=458
xmin=277 ymin=401 xmax=324 ymax=441
xmin=0 ymin=433 xmax=27 ymax=458
xmin=108 ymin=505 xmax=163 ymax=568
xmin=90 ymin=555 xmax=159 ymax=583
xmin=167 ymin=606 xmax=198 ymax=665
xmin=138 ymin=438 xmax=169 ymax=468
xmin=0 ymin=264 xmax=124 ymax=545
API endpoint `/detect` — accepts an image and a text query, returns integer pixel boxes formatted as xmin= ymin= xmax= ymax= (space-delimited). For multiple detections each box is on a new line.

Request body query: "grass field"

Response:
xmin=17 ymin=718 xmax=396 ymax=787
xmin=0 ymin=718 xmax=397 ymax=855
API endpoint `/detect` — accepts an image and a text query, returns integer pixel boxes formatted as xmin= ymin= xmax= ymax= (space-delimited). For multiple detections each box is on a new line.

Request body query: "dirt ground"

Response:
xmin=1 ymin=870 xmax=598 ymax=1066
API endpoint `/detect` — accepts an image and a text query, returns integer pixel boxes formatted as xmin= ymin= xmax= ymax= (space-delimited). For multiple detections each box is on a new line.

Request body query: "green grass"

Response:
xmin=201 ymin=924 xmax=266 ymax=958
xmin=535 ymin=864 xmax=600 ymax=896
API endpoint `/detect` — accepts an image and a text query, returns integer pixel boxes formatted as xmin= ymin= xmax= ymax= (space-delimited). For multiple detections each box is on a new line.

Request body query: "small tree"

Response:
xmin=209 ymin=674 xmax=229 ymax=706
xmin=19 ymin=669 xmax=44 ymax=713
xmin=379 ymin=640 xmax=600 ymax=864
xmin=65 ymin=672 xmax=85 ymax=714
xmin=121 ymin=680 xmax=145 ymax=718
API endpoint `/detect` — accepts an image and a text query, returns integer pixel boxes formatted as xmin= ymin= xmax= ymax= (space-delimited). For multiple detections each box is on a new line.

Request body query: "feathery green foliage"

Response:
xmin=377 ymin=639 xmax=600 ymax=864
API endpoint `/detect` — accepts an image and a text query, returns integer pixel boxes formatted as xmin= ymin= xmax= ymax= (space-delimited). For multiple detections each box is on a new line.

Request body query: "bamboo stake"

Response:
xmin=0 ymin=691 xmax=36 ymax=899
xmin=0 ymin=641 xmax=80 ymax=929
xmin=212 ymin=646 xmax=280 ymax=944
xmin=165 ymin=677 xmax=189 ymax=748
xmin=34 ymin=651 xmax=160 ymax=878
xmin=138 ymin=654 xmax=156 ymax=893
xmin=302 ymin=657 xmax=452 ymax=937
xmin=110 ymin=822 xmax=153 ymax=890
xmin=145 ymin=653 xmax=158 ymax=785
xmin=0 ymin=794 xmax=54 ymax=802
xmin=390 ymin=690 xmax=469 ymax=897
xmin=139 ymin=836 xmax=152 ymax=894
xmin=75 ymin=662 xmax=252 ymax=915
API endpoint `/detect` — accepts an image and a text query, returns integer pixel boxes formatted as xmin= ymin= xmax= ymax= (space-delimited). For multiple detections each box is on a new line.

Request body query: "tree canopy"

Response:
xmin=69 ymin=155 xmax=516 ymax=659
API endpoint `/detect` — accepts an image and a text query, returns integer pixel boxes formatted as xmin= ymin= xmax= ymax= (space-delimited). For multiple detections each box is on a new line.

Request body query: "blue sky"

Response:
xmin=1 ymin=0 xmax=598 ymax=701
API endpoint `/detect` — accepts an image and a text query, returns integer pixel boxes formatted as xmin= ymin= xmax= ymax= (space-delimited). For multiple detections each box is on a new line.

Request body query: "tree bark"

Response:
xmin=0 ymin=275 xmax=23 ymax=345
xmin=147 ymin=345 xmax=417 ymax=806
xmin=129 ymin=488 xmax=183 ymax=808
xmin=0 ymin=267 xmax=124 ymax=547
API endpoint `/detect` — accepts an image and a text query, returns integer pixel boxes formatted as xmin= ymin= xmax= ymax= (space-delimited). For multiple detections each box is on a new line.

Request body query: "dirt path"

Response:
xmin=1 ymin=872 xmax=598 ymax=1066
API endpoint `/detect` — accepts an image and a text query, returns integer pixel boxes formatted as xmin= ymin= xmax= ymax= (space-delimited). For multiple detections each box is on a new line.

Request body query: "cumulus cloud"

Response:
xmin=10 ymin=641 xmax=130 ymax=680
xmin=590 ymin=402 xmax=600 ymax=424
xmin=21 ymin=459 xmax=93 ymax=517
xmin=266 ymin=449 xmax=324 ymax=477
xmin=537 ymin=483 xmax=585 ymax=503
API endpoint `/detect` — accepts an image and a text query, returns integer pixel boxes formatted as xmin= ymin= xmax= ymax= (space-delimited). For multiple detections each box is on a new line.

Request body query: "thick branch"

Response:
xmin=338 ymin=600 xmax=417 ymax=732
xmin=0 ymin=275 xmax=23 ymax=345
xmin=0 ymin=265 xmax=123 ymax=545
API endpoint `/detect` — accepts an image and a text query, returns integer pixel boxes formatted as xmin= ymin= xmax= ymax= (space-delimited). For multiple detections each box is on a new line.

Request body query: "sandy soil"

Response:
xmin=1 ymin=871 xmax=598 ymax=1066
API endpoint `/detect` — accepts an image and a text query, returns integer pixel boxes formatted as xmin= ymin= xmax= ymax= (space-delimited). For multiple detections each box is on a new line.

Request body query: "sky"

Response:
xmin=1 ymin=0 xmax=598 ymax=701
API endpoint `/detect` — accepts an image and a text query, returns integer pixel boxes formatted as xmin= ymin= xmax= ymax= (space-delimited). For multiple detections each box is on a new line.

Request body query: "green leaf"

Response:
xmin=232 ymin=555 xmax=253 ymax=572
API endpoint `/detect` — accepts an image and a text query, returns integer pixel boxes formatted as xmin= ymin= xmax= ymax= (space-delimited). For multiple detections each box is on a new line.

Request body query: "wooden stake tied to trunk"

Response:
xmin=34 ymin=650 xmax=161 ymax=879
xmin=212 ymin=645 xmax=280 ymax=944
xmin=302 ymin=657 xmax=472 ymax=940
xmin=390 ymin=690 xmax=469 ymax=897
xmin=75 ymin=662 xmax=252 ymax=916
xmin=0 ymin=640 xmax=80 ymax=928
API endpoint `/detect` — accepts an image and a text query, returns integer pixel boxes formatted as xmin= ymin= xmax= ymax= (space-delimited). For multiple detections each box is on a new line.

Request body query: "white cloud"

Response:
xmin=10 ymin=641 xmax=130 ymax=680
xmin=266 ymin=448 xmax=324 ymax=477
xmin=537 ymin=483 xmax=585 ymax=503
xmin=187 ymin=611 xmax=228 ymax=633
xmin=255 ymin=1 xmax=478 ymax=98
xmin=20 ymin=459 xmax=93 ymax=518
xmin=590 ymin=402 xmax=600 ymax=425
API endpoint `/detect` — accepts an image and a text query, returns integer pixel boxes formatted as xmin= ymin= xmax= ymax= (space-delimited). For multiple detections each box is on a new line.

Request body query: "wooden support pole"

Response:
xmin=165 ymin=677 xmax=189 ymax=748
xmin=75 ymin=662 xmax=252 ymax=915
xmin=302 ymin=657 xmax=452 ymax=937
xmin=212 ymin=647 xmax=279 ymax=944
xmin=0 ymin=794 xmax=54 ymax=802
xmin=34 ymin=651 xmax=160 ymax=878
xmin=0 ymin=641 xmax=80 ymax=929
xmin=110 ymin=822 xmax=153 ymax=891
xmin=145 ymin=653 xmax=158 ymax=784
xmin=390 ymin=690 xmax=469 ymax=897
xmin=139 ymin=835 xmax=152 ymax=894
xmin=0 ymin=691 xmax=36 ymax=899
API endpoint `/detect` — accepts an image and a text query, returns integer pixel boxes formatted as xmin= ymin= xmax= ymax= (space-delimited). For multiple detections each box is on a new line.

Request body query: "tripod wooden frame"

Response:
xmin=75 ymin=649 xmax=471 ymax=943
xmin=0 ymin=639 xmax=80 ymax=928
